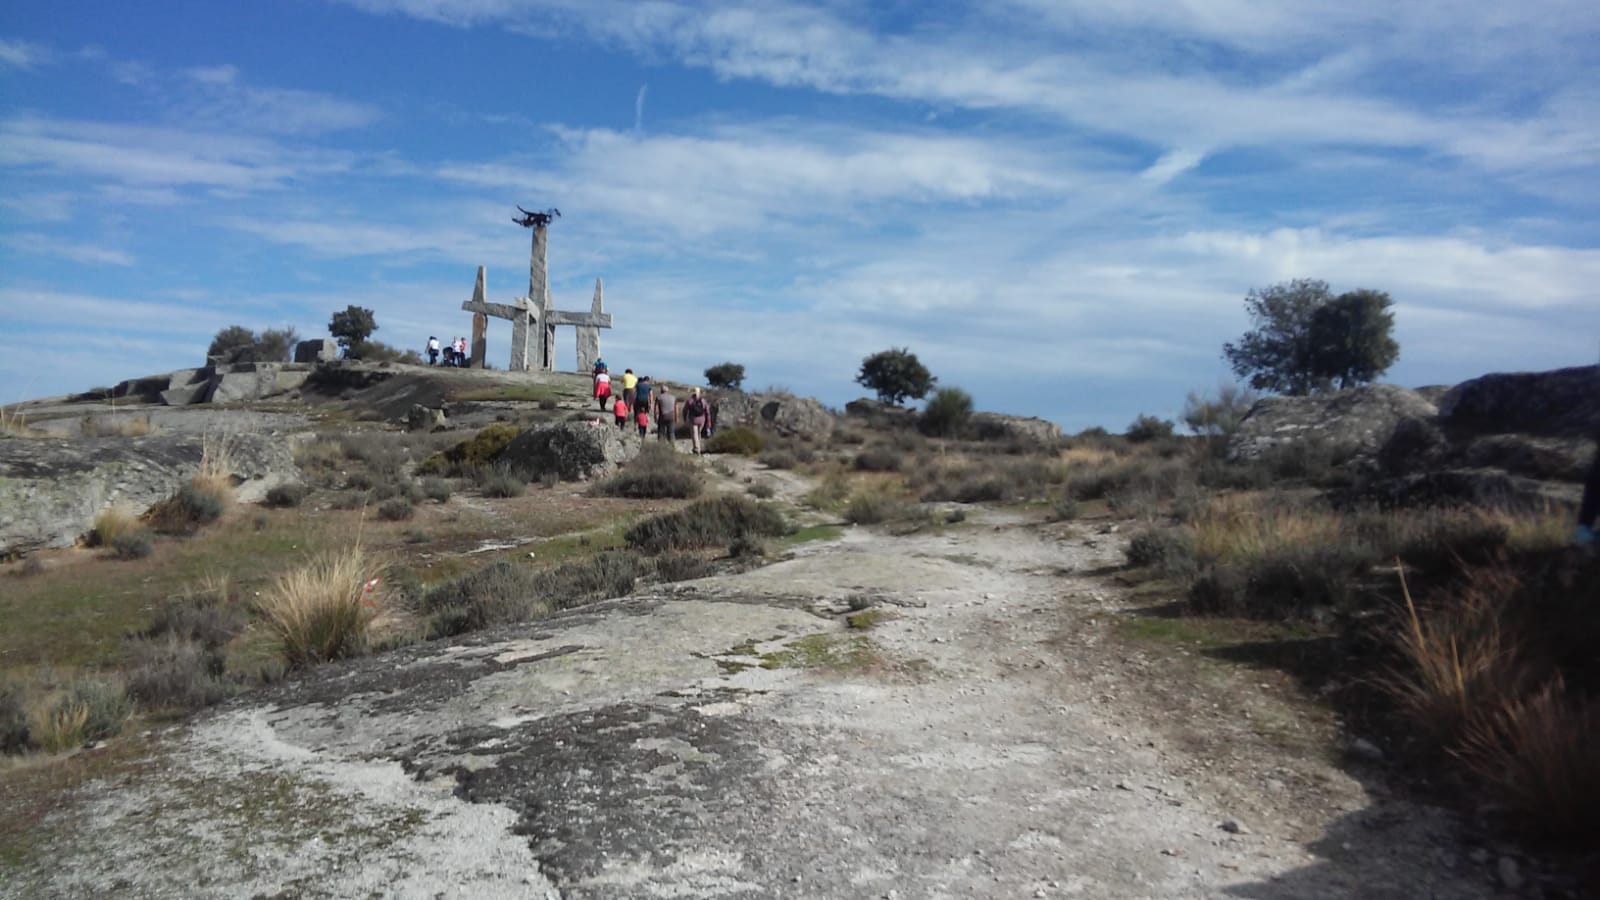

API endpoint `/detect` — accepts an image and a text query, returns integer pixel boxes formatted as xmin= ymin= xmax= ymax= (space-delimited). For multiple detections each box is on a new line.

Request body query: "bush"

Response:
xmin=421 ymin=477 xmax=453 ymax=503
xmin=378 ymin=497 xmax=415 ymax=521
xmin=111 ymin=529 xmax=155 ymax=560
xmin=1125 ymin=528 xmax=1198 ymax=578
xmin=260 ymin=546 xmax=379 ymax=668
xmin=125 ymin=635 xmax=231 ymax=710
xmin=705 ymin=362 xmax=746 ymax=391
xmin=625 ymin=495 xmax=789 ymax=553
xmin=844 ymin=493 xmax=915 ymax=525
xmin=421 ymin=561 xmax=545 ymax=637
xmin=1189 ymin=540 xmax=1377 ymax=618
xmin=147 ymin=481 xmax=227 ymax=534
xmin=706 ymin=426 xmax=763 ymax=456
xmin=853 ymin=446 xmax=902 ymax=472
xmin=920 ymin=387 xmax=973 ymax=439
xmin=747 ymin=482 xmax=776 ymax=499
xmin=32 ymin=678 xmax=132 ymax=751
xmin=728 ymin=535 xmax=768 ymax=558
xmin=91 ymin=507 xmax=141 ymax=547
xmin=592 ymin=444 xmax=703 ymax=499
xmin=1125 ymin=414 xmax=1176 ymax=443
xmin=421 ymin=553 xmax=646 ymax=637
xmin=655 ymin=552 xmax=712 ymax=582
xmin=0 ymin=682 xmax=28 ymax=753
xmin=263 ymin=483 xmax=307 ymax=508
xmin=759 ymin=449 xmax=800 ymax=470
xmin=419 ymin=424 xmax=522 ymax=476
xmin=475 ymin=464 xmax=527 ymax=498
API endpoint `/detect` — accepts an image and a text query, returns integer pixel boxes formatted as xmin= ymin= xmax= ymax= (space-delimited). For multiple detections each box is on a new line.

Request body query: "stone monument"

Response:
xmin=461 ymin=207 xmax=612 ymax=372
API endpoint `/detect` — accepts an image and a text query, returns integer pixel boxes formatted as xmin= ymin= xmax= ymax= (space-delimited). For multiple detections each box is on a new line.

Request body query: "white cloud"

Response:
xmin=176 ymin=65 xmax=382 ymax=135
xmin=0 ymin=37 xmax=51 ymax=69
xmin=1 ymin=233 xmax=134 ymax=266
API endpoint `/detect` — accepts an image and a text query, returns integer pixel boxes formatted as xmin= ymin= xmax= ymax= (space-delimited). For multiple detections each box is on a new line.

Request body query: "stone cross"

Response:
xmin=515 ymin=217 xmax=612 ymax=372
xmin=460 ymin=265 xmax=538 ymax=371
xmin=468 ymin=266 xmax=488 ymax=368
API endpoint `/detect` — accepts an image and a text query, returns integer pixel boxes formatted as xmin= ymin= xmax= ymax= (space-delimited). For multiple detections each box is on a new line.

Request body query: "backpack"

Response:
xmin=686 ymin=396 xmax=706 ymax=417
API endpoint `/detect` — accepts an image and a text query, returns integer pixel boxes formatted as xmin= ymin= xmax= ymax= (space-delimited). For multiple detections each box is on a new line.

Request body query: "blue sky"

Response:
xmin=2 ymin=0 xmax=1597 ymax=431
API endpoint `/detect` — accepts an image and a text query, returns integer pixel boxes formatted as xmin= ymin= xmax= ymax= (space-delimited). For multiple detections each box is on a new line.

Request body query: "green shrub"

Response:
xmin=845 ymin=493 xmax=915 ymax=525
xmin=346 ymin=471 xmax=376 ymax=490
xmin=1125 ymin=414 xmax=1176 ymax=443
xmin=920 ymin=387 xmax=973 ymax=438
xmin=125 ymin=635 xmax=231 ymax=710
xmin=59 ymin=675 xmax=132 ymax=739
xmin=338 ymin=433 xmax=406 ymax=476
xmin=475 ymin=464 xmax=527 ymax=498
xmin=263 ymin=483 xmax=307 ymax=508
xmin=535 ymin=551 xmax=644 ymax=610
xmin=148 ymin=482 xmax=226 ymax=534
xmin=853 ymin=446 xmax=902 ymax=472
xmin=332 ymin=490 xmax=370 ymax=510
xmin=422 ymin=561 xmax=545 ymax=637
xmin=625 ymin=495 xmax=789 ymax=553
xmin=1125 ymin=528 xmax=1198 ymax=578
xmin=111 ymin=529 xmax=155 ymax=560
xmin=728 ymin=535 xmax=768 ymax=558
xmin=418 ymin=423 xmax=522 ymax=476
xmin=1051 ymin=496 xmax=1080 ymax=521
xmin=421 ymin=477 xmax=453 ymax=503
xmin=378 ymin=497 xmax=415 ymax=521
xmin=655 ymin=552 xmax=712 ymax=582
xmin=0 ymin=682 xmax=28 ymax=753
xmin=592 ymin=444 xmax=703 ymax=499
xmin=759 ymin=449 xmax=800 ymax=470
xmin=747 ymin=482 xmax=776 ymax=499
xmin=706 ymin=426 xmax=763 ymax=456
xmin=1189 ymin=541 xmax=1378 ymax=618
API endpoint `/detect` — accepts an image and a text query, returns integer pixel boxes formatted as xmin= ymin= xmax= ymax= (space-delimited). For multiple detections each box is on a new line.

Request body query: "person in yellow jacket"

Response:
xmin=620 ymin=368 xmax=639 ymax=410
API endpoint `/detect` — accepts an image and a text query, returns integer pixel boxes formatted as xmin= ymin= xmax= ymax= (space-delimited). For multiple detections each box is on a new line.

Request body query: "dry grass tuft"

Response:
xmin=259 ymin=544 xmax=383 ymax=668
xmin=81 ymin=414 xmax=157 ymax=437
xmin=1191 ymin=492 xmax=1346 ymax=564
xmin=90 ymin=506 xmax=142 ymax=547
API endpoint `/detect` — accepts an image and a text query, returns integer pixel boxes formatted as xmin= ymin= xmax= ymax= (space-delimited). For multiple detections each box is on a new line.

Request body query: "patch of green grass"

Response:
xmin=845 ymin=608 xmax=890 ymax=629
xmin=778 ymin=524 xmax=844 ymax=546
xmin=758 ymin=633 xmax=882 ymax=673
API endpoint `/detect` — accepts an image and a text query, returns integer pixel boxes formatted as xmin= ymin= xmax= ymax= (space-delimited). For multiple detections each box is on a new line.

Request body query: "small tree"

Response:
xmin=705 ymin=362 xmax=746 ymax=391
xmin=1307 ymin=289 xmax=1399 ymax=390
xmin=1125 ymin=414 xmax=1175 ymax=443
xmin=1181 ymin=382 xmax=1259 ymax=437
xmin=255 ymin=326 xmax=300 ymax=363
xmin=329 ymin=306 xmax=378 ymax=358
xmin=207 ymin=325 xmax=258 ymax=365
xmin=1223 ymin=279 xmax=1399 ymax=395
xmin=856 ymin=347 xmax=936 ymax=406
xmin=920 ymin=387 xmax=973 ymax=439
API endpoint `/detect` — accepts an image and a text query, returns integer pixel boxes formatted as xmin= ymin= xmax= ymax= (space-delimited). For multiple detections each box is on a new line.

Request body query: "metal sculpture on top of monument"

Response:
xmin=460 ymin=206 xmax=612 ymax=372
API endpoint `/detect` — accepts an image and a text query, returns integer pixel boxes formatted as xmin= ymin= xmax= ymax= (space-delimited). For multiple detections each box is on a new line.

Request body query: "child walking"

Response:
xmin=634 ymin=404 xmax=649 ymax=439
xmin=613 ymin=396 xmax=629 ymax=431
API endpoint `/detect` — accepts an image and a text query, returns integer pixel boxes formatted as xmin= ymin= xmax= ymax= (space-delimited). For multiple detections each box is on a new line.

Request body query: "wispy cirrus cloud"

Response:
xmin=177 ymin=64 xmax=383 ymax=135
xmin=1 ymin=233 xmax=134 ymax=266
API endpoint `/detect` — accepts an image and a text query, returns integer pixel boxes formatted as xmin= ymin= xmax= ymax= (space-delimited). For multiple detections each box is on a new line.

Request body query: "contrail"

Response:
xmin=634 ymin=84 xmax=648 ymax=133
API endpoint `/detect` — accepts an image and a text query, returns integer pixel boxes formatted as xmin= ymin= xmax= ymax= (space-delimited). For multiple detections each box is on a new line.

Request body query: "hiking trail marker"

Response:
xmin=461 ymin=207 xmax=611 ymax=372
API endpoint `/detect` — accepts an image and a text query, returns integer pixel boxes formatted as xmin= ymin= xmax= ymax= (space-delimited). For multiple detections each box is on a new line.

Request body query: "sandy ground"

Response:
xmin=5 ymin=470 xmax=1500 ymax=899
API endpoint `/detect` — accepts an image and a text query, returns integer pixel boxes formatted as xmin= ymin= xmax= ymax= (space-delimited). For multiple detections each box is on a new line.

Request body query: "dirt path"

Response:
xmin=6 ymin=495 xmax=1492 ymax=898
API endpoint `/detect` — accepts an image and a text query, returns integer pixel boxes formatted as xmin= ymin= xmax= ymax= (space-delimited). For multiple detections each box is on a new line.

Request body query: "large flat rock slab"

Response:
xmin=7 ymin=523 xmax=1498 ymax=898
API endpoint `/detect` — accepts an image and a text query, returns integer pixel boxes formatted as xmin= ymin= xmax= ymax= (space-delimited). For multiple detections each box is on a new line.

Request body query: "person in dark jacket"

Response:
xmin=1577 ymin=440 xmax=1599 ymax=545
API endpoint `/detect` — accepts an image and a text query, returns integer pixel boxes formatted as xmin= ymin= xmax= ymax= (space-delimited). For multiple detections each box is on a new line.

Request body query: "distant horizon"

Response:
xmin=4 ymin=1 xmax=1597 ymax=432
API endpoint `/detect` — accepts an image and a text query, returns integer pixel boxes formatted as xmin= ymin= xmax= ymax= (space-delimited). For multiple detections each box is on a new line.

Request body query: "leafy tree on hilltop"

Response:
xmin=705 ymin=362 xmax=746 ymax=391
xmin=1223 ymin=279 xmax=1399 ymax=395
xmin=1306 ymin=289 xmax=1399 ymax=390
xmin=207 ymin=324 xmax=300 ymax=365
xmin=856 ymin=347 xmax=936 ymax=405
xmin=329 ymin=306 xmax=378 ymax=358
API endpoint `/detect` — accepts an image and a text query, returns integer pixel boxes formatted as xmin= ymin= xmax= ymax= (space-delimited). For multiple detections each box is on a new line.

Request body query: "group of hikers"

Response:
xmin=426 ymin=335 xmax=469 ymax=367
xmin=591 ymin=358 xmax=717 ymax=454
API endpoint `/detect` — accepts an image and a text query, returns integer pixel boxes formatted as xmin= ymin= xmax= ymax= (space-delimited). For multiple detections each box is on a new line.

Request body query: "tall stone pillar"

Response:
xmin=469 ymin=266 xmax=488 ymax=368
xmin=576 ymin=277 xmax=603 ymax=372
xmin=529 ymin=223 xmax=552 ymax=372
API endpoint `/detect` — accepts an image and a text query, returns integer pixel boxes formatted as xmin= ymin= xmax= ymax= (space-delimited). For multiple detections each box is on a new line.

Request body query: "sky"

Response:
xmin=2 ymin=0 xmax=1597 ymax=432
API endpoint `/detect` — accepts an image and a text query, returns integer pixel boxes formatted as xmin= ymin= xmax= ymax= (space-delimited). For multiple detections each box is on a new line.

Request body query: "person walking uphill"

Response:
xmin=427 ymin=336 xmax=440 ymax=366
xmin=594 ymin=369 xmax=612 ymax=410
xmin=633 ymin=376 xmax=653 ymax=423
xmin=654 ymin=385 xmax=678 ymax=445
xmin=685 ymin=388 xmax=711 ymax=454
xmin=620 ymin=369 xmax=639 ymax=410
xmin=613 ymin=395 xmax=630 ymax=431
